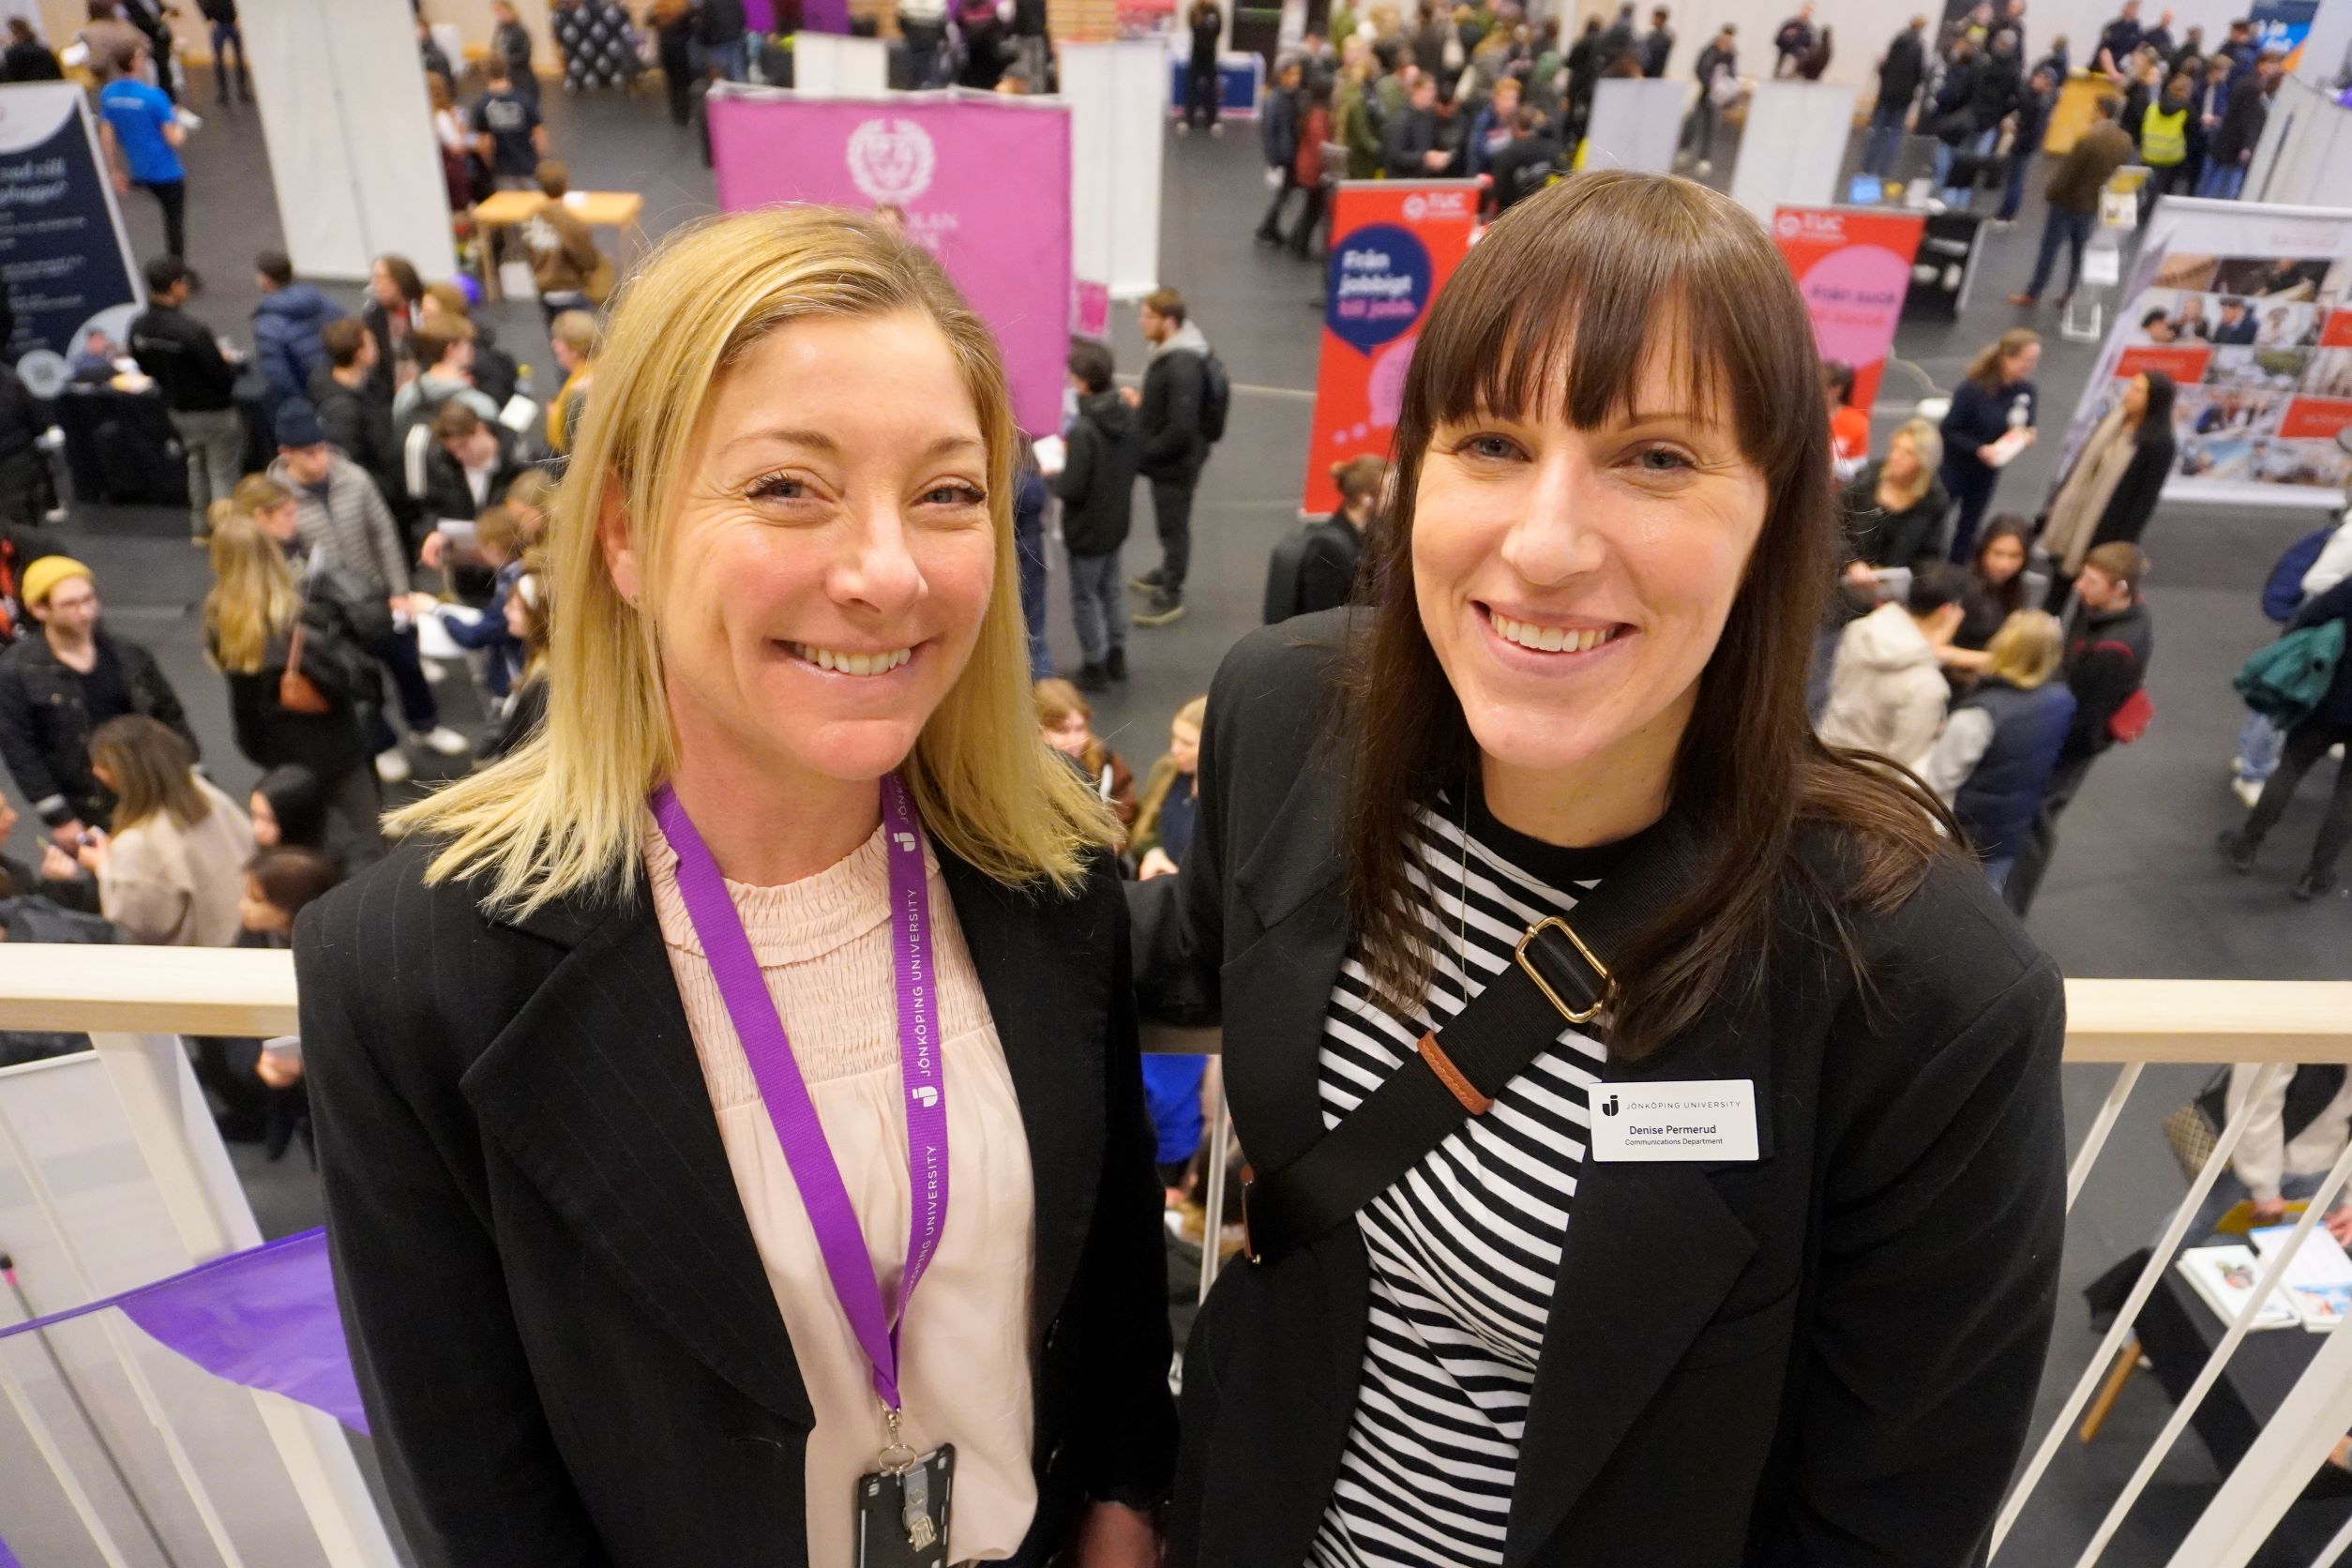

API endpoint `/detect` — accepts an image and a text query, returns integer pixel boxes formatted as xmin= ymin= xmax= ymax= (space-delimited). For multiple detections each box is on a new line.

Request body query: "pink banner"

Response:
xmin=710 ymin=95 xmax=1073 ymax=434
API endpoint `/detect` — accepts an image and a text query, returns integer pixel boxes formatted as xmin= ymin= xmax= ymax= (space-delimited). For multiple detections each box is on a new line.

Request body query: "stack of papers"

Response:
xmin=2175 ymin=1245 xmax=2299 ymax=1330
xmin=2250 ymin=1225 xmax=2352 ymax=1332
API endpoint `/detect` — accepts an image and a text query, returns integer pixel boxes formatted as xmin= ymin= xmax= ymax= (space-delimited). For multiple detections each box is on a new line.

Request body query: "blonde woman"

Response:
xmin=74 ymin=716 xmax=252 ymax=946
xmin=1915 ymin=609 xmax=2077 ymax=890
xmin=204 ymin=478 xmax=385 ymax=867
xmin=295 ymin=208 xmax=1174 ymax=1568
xmin=1130 ymin=695 xmax=1207 ymax=875
xmin=1836 ymin=416 xmax=1951 ymax=584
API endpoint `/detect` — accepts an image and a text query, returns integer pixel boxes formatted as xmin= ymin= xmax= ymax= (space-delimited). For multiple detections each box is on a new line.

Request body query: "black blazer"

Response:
xmin=297 ymin=835 xmax=1177 ymax=1567
xmin=1144 ymin=611 xmax=2068 ymax=1568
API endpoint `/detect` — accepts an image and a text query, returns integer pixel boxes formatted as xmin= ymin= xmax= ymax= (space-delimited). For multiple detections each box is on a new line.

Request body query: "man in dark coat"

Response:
xmin=1254 ymin=58 xmax=1304 ymax=246
xmin=1052 ymin=339 xmax=1140 ymax=691
xmin=1862 ymin=15 xmax=1929 ymax=177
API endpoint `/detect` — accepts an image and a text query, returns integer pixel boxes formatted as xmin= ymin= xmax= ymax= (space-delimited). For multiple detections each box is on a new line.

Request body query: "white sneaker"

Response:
xmin=1695 ymin=159 xmax=1712 ymax=176
xmin=2332 ymin=744 xmax=2346 ymax=761
xmin=421 ymin=658 xmax=451 ymax=686
xmin=375 ymin=747 xmax=414 ymax=784
xmin=419 ymin=725 xmax=472 ymax=757
xmin=1209 ymin=122 xmax=1224 ymax=137
xmin=2233 ymin=776 xmax=2264 ymax=809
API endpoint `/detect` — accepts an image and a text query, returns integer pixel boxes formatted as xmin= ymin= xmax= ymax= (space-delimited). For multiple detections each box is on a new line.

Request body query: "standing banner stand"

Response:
xmin=1302 ymin=181 xmax=1479 ymax=516
xmin=2045 ymin=196 xmax=2352 ymax=510
xmin=0 ymin=83 xmax=143 ymax=396
xmin=1730 ymin=82 xmax=1858 ymax=222
xmin=1583 ymin=77 xmax=1688 ymax=174
xmin=793 ymin=34 xmax=889 ymax=94
xmin=1063 ymin=38 xmax=1167 ymax=304
xmin=708 ymin=88 xmax=1073 ymax=435
xmin=242 ymin=0 xmax=457 ymax=282
xmin=1771 ymin=206 xmax=1925 ymax=411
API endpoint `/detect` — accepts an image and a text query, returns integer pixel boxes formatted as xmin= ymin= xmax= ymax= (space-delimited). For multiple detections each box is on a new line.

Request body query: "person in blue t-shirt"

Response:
xmin=96 ymin=43 xmax=187 ymax=258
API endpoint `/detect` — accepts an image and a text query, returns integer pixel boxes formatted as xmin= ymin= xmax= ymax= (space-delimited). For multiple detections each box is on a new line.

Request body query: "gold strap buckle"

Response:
xmin=1515 ymin=916 xmax=1612 ymax=1025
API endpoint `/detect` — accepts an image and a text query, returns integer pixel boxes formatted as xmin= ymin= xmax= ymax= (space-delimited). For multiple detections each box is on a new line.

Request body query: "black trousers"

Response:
xmin=2003 ymin=755 xmax=2091 ymax=917
xmin=141 ymin=178 xmax=187 ymax=259
xmin=1258 ymin=170 xmax=1303 ymax=238
xmin=1185 ymin=60 xmax=1220 ymax=128
xmin=2244 ymin=717 xmax=2352 ymax=885
xmin=1150 ymin=473 xmax=1197 ymax=594
xmin=1290 ymin=184 xmax=1328 ymax=254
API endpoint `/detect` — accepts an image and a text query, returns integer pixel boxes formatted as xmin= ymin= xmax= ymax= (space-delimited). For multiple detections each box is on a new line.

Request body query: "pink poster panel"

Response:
xmin=710 ymin=95 xmax=1073 ymax=435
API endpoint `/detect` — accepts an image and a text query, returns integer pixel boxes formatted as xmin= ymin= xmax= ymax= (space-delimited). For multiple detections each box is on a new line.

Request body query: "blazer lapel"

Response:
xmin=1504 ymin=1003 xmax=1773 ymax=1566
xmin=461 ymin=895 xmax=812 ymax=1425
xmin=937 ymin=851 xmax=1106 ymax=1353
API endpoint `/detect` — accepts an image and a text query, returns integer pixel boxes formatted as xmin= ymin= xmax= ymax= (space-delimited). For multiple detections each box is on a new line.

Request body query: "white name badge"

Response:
xmin=1588 ymin=1079 xmax=1759 ymax=1163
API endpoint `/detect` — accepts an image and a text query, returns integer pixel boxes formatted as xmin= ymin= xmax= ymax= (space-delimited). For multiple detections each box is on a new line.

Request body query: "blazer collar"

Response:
xmin=462 ymin=835 xmax=1111 ymax=1419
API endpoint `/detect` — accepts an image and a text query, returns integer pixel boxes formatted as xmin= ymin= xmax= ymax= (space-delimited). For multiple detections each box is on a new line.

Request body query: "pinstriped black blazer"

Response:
xmin=295 ymin=834 xmax=1176 ymax=1568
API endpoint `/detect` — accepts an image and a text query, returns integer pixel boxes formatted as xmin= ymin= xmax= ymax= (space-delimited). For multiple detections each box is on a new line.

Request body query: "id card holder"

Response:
xmin=855 ymin=1444 xmax=954 ymax=1568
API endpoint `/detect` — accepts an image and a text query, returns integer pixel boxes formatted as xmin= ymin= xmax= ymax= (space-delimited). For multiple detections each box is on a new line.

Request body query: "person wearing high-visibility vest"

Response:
xmin=2135 ymin=72 xmax=2196 ymax=220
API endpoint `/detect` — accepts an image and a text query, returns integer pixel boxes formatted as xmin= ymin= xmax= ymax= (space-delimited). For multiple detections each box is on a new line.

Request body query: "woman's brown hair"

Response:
xmin=1033 ymin=677 xmax=1106 ymax=776
xmin=1966 ymin=327 xmax=2040 ymax=393
xmin=1343 ymin=171 xmax=1954 ymax=1061
xmin=90 ymin=716 xmax=206 ymax=832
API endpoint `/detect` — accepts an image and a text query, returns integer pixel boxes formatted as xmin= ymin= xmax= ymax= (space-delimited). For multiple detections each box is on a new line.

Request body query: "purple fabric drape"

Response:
xmin=0 ymin=1229 xmax=365 ymax=1434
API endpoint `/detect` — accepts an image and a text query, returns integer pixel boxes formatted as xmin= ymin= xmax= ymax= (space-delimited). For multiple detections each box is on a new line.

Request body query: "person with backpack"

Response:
xmin=2001 ymin=542 xmax=2153 ymax=914
xmin=1125 ymin=289 xmax=1226 ymax=628
xmin=1054 ymin=339 xmax=1139 ymax=692
xmin=2236 ymin=509 xmax=2352 ymax=804
xmin=1265 ymin=455 xmax=1384 ymax=625
xmin=2221 ymin=572 xmax=2352 ymax=902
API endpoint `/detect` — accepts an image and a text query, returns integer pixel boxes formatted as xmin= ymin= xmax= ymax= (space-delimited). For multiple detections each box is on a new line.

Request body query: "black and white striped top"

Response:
xmin=1307 ymin=795 xmax=1638 ymax=1568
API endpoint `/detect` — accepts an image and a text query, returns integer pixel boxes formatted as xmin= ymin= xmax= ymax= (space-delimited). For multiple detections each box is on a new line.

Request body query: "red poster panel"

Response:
xmin=2116 ymin=345 xmax=2215 ymax=383
xmin=1771 ymin=207 xmax=1926 ymax=413
xmin=2320 ymin=309 xmax=2352 ymax=349
xmin=2280 ymin=398 xmax=2352 ymax=441
xmin=1303 ymin=182 xmax=1481 ymax=516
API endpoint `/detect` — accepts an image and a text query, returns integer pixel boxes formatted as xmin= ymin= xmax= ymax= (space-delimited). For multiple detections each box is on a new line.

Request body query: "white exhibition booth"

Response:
xmin=1583 ymin=76 xmax=1689 ymax=174
xmin=1062 ymin=38 xmax=1168 ymax=302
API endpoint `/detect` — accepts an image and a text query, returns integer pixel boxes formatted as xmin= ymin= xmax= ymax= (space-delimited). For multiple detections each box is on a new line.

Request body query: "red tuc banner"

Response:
xmin=1303 ymin=181 xmax=1480 ymax=516
xmin=1771 ymin=206 xmax=1926 ymax=414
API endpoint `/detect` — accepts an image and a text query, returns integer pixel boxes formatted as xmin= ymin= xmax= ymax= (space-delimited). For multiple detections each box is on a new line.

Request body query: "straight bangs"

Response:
xmin=397 ymin=205 xmax=1114 ymax=916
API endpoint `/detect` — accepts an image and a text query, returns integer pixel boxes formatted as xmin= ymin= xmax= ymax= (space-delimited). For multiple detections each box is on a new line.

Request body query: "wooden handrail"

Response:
xmin=0 ymin=949 xmax=2344 ymax=1064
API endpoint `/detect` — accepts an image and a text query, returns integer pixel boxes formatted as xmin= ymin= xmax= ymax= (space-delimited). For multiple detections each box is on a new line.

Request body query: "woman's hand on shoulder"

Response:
xmin=1071 ymin=1500 xmax=1158 ymax=1568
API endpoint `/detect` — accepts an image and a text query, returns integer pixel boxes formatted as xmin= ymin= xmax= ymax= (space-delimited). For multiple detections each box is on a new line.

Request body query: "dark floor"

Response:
xmin=21 ymin=70 xmax=2352 ymax=1567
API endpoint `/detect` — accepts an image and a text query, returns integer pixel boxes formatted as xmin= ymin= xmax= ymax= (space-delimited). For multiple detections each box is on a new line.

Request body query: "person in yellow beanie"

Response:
xmin=0 ymin=555 xmax=198 ymax=847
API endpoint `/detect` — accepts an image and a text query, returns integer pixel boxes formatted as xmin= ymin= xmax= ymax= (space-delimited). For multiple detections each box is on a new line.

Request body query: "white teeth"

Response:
xmin=1492 ymin=613 xmax=1616 ymax=655
xmin=791 ymin=643 xmax=912 ymax=675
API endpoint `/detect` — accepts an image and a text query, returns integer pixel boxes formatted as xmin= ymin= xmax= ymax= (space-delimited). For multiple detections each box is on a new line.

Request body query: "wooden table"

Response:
xmin=470 ymin=189 xmax=647 ymax=301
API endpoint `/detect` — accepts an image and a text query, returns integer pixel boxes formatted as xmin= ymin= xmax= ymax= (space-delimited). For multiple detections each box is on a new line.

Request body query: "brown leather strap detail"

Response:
xmin=1416 ymin=1032 xmax=1493 ymax=1116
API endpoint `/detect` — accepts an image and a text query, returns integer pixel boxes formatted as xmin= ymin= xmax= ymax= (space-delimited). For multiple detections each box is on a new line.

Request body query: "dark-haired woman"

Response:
xmin=249 ymin=764 xmax=330 ymax=854
xmin=1939 ymin=326 xmax=2040 ymax=565
xmin=361 ymin=255 xmax=425 ymax=402
xmin=2039 ymin=369 xmax=2177 ymax=607
xmin=1143 ymin=171 xmax=2065 ymax=1568
xmin=1942 ymin=515 xmax=2047 ymax=680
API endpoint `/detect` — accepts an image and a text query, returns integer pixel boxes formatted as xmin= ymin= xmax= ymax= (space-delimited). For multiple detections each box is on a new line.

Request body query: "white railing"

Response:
xmin=2 ymin=951 xmax=2348 ymax=1567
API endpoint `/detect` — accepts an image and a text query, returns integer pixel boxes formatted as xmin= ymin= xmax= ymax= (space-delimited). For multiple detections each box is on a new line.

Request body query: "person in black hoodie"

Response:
xmin=2222 ymin=572 xmax=2352 ymax=902
xmin=1184 ymin=0 xmax=1224 ymax=131
xmin=1862 ymin=14 xmax=1928 ymax=177
xmin=2005 ymin=541 xmax=2153 ymax=913
xmin=1053 ymin=338 xmax=1138 ymax=691
xmin=418 ymin=401 xmax=527 ymax=525
xmin=128 ymin=256 xmax=247 ymax=545
xmin=1127 ymin=290 xmax=1213 ymax=626
xmin=308 ymin=320 xmax=409 ymax=535
xmin=1487 ymin=105 xmax=1562 ymax=212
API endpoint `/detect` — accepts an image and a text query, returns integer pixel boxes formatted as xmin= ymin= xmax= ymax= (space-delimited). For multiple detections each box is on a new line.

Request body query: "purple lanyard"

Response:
xmin=650 ymin=774 xmax=948 ymax=1414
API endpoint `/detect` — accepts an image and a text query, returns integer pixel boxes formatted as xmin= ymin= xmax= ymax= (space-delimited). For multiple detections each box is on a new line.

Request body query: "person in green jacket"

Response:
xmin=1335 ymin=56 xmax=1385 ymax=177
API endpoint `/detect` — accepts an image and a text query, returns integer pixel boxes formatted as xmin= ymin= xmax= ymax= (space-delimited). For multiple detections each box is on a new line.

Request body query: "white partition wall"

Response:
xmin=794 ymin=34 xmax=890 ymax=96
xmin=1584 ymin=77 xmax=1687 ymax=175
xmin=1063 ymin=38 xmax=1166 ymax=300
xmin=240 ymin=0 xmax=458 ymax=282
xmin=2247 ymin=77 xmax=2352 ymax=206
xmin=1729 ymin=81 xmax=1859 ymax=222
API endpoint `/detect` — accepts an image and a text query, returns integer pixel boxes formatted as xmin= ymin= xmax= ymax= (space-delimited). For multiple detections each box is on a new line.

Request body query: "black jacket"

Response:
xmin=2212 ymin=82 xmax=2269 ymax=163
xmin=1138 ymin=338 xmax=1210 ymax=481
xmin=218 ymin=565 xmax=385 ymax=783
xmin=3 ymin=39 xmax=65 ymax=80
xmin=1052 ymin=390 xmax=1140 ymax=556
xmin=1839 ymin=464 xmax=1952 ymax=572
xmin=1877 ymin=27 xmax=1926 ymax=109
xmin=128 ymin=303 xmax=240 ymax=414
xmin=0 ymin=363 xmax=39 ymax=463
xmin=296 ymin=833 xmax=1179 ymax=1567
xmin=1382 ymin=104 xmax=1443 ymax=175
xmin=1142 ymin=611 xmax=2066 ymax=1568
xmin=0 ymin=628 xmax=196 ymax=828
xmin=417 ymin=424 xmax=528 ymax=522
xmin=2287 ymin=578 xmax=2352 ymax=729
xmin=307 ymin=365 xmax=402 ymax=508
xmin=2059 ymin=597 xmax=2152 ymax=767
xmin=1489 ymin=133 xmax=1562 ymax=210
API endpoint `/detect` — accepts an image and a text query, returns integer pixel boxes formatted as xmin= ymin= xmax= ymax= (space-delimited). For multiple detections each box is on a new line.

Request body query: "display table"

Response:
xmin=470 ymin=189 xmax=647 ymax=300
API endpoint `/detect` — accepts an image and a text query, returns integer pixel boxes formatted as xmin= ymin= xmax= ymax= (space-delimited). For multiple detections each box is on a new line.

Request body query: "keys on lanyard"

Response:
xmin=652 ymin=774 xmax=955 ymax=1561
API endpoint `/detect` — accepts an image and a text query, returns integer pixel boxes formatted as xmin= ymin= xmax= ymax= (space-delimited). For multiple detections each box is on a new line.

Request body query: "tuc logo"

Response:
xmin=1775 ymin=209 xmax=1845 ymax=240
xmin=1403 ymin=190 xmax=1472 ymax=223
xmin=845 ymin=118 xmax=937 ymax=205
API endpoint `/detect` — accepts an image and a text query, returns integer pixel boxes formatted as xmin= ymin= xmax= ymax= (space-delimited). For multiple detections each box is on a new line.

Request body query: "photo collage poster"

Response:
xmin=2106 ymin=251 xmax=2352 ymax=494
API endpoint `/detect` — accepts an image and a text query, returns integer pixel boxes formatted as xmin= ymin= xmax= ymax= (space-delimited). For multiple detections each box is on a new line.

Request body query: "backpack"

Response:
xmin=2234 ymin=619 xmax=2346 ymax=725
xmin=1198 ymin=350 xmax=1232 ymax=445
xmin=2263 ymin=524 xmax=2336 ymax=624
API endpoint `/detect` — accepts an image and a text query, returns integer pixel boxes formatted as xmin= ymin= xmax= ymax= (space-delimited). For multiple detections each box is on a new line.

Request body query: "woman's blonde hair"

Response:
xmin=1883 ymin=417 xmax=1942 ymax=505
xmin=90 ymin=716 xmax=205 ymax=831
xmin=1132 ymin=695 xmax=1208 ymax=852
xmin=1983 ymin=609 xmax=2065 ymax=688
xmin=204 ymin=504 xmax=301 ymax=677
xmin=394 ymin=206 xmax=1116 ymax=912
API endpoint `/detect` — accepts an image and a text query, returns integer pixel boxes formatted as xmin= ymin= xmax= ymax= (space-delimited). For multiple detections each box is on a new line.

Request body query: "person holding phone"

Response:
xmin=1140 ymin=173 xmax=2065 ymax=1568
xmin=297 ymin=208 xmax=1174 ymax=1568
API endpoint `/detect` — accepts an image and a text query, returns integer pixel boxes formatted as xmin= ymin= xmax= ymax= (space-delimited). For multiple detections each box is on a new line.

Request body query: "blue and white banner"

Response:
xmin=0 ymin=82 xmax=143 ymax=393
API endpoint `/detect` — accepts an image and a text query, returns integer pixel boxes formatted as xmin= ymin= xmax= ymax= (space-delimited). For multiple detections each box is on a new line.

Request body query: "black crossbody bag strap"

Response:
xmin=1241 ymin=819 xmax=1706 ymax=1267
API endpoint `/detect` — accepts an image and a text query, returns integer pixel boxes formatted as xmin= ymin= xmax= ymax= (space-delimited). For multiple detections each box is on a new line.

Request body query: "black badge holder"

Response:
xmin=855 ymin=1432 xmax=955 ymax=1568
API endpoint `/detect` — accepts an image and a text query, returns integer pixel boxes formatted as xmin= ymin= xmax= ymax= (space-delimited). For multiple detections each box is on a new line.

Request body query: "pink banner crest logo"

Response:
xmin=847 ymin=118 xmax=938 ymax=205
